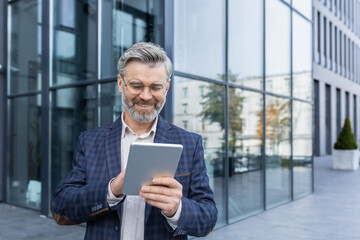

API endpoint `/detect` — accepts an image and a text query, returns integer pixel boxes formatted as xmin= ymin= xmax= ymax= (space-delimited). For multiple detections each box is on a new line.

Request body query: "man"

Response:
xmin=51 ymin=42 xmax=217 ymax=240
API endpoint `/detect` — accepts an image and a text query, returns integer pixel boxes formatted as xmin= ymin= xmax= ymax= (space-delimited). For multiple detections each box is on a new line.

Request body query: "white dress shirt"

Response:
xmin=107 ymin=112 xmax=182 ymax=240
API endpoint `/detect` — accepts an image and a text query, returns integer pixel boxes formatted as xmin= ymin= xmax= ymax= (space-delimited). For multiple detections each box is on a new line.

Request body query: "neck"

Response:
xmin=123 ymin=110 xmax=155 ymax=136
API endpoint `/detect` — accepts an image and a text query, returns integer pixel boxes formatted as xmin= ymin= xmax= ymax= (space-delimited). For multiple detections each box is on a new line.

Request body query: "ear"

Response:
xmin=117 ymin=74 xmax=123 ymax=94
xmin=166 ymin=78 xmax=171 ymax=91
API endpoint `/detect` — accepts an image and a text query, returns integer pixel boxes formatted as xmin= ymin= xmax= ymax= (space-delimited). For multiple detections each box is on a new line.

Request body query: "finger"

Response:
xmin=140 ymin=192 xmax=172 ymax=203
xmin=144 ymin=199 xmax=170 ymax=211
xmin=152 ymin=177 xmax=182 ymax=189
xmin=140 ymin=185 xmax=178 ymax=197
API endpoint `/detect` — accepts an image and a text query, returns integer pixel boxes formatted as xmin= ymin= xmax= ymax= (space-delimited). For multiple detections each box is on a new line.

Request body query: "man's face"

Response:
xmin=117 ymin=61 xmax=170 ymax=123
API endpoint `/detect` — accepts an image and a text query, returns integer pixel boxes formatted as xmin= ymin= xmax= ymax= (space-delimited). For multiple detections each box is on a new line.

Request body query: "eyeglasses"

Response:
xmin=124 ymin=79 xmax=168 ymax=97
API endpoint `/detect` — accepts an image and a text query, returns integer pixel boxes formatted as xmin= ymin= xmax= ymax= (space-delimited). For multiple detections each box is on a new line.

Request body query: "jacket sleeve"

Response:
xmin=51 ymin=133 xmax=115 ymax=225
xmin=173 ymin=135 xmax=218 ymax=237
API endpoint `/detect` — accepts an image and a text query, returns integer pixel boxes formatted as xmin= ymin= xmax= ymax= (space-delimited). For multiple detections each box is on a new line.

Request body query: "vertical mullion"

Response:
xmin=164 ymin=0 xmax=174 ymax=123
xmin=0 ymin=0 xmax=8 ymax=202
xmin=224 ymin=0 xmax=229 ymax=225
xmin=290 ymin=5 xmax=294 ymax=201
xmin=40 ymin=0 xmax=50 ymax=216
xmin=262 ymin=0 xmax=267 ymax=210
xmin=97 ymin=0 xmax=102 ymax=127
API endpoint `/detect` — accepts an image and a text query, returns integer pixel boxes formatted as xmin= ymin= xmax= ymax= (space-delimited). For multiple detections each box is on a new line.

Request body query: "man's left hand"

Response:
xmin=139 ymin=177 xmax=183 ymax=217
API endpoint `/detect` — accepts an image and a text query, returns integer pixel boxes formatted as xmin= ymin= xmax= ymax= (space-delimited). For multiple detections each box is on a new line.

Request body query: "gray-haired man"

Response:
xmin=51 ymin=42 xmax=217 ymax=240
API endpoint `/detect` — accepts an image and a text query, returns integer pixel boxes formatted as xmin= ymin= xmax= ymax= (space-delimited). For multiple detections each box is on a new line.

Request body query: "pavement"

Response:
xmin=1 ymin=155 xmax=360 ymax=240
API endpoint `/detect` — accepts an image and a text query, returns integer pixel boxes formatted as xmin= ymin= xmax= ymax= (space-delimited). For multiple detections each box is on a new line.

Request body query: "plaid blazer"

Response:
xmin=51 ymin=116 xmax=217 ymax=240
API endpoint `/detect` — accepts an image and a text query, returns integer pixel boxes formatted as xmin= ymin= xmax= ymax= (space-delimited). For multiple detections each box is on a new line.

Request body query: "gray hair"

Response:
xmin=117 ymin=42 xmax=173 ymax=79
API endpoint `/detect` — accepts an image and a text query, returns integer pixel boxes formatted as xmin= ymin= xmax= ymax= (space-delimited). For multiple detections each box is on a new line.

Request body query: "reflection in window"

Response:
xmin=265 ymin=96 xmax=291 ymax=208
xmin=52 ymin=0 xmax=97 ymax=85
xmin=228 ymin=89 xmax=263 ymax=222
xmin=266 ymin=0 xmax=291 ymax=96
xmin=229 ymin=0 xmax=263 ymax=90
xmin=293 ymin=101 xmax=313 ymax=198
xmin=293 ymin=13 xmax=312 ymax=101
xmin=183 ymin=87 xmax=188 ymax=98
xmin=174 ymin=0 xmax=225 ymax=80
xmin=51 ymin=85 xmax=96 ymax=196
xmin=8 ymin=95 xmax=42 ymax=209
xmin=101 ymin=0 xmax=163 ymax=78
xmin=100 ymin=81 xmax=123 ymax=126
xmin=8 ymin=0 xmax=42 ymax=94
xmin=173 ymin=77 xmax=226 ymax=227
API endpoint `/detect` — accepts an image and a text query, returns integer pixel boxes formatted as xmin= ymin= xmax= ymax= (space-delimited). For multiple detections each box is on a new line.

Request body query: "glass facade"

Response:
xmin=2 ymin=0 xmax=314 ymax=229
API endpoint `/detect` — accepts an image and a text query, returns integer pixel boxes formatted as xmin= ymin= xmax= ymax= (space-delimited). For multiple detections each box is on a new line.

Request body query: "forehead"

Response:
xmin=124 ymin=61 xmax=167 ymax=84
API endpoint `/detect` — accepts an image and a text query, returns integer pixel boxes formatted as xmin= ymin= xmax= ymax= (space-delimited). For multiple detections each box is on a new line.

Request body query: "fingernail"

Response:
xmin=153 ymin=179 xmax=158 ymax=183
xmin=142 ymin=186 xmax=147 ymax=191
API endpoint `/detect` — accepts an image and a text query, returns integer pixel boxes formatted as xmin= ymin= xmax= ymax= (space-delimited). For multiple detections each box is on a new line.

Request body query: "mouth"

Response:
xmin=135 ymin=104 xmax=154 ymax=110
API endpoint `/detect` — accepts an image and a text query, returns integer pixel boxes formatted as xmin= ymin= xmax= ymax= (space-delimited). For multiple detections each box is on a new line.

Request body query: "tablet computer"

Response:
xmin=122 ymin=142 xmax=183 ymax=195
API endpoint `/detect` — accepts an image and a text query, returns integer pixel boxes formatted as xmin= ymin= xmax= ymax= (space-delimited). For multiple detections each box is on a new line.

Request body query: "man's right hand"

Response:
xmin=110 ymin=169 xmax=126 ymax=197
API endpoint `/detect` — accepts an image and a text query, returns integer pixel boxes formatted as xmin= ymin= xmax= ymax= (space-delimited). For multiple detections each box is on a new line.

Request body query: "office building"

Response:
xmin=0 ymin=0 xmax=314 ymax=228
xmin=313 ymin=0 xmax=360 ymax=156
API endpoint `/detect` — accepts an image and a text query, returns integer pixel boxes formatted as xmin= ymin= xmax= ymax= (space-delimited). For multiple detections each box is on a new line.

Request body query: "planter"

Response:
xmin=332 ymin=149 xmax=359 ymax=170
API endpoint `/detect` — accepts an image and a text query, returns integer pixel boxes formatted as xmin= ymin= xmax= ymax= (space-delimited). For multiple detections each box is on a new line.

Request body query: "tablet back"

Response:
xmin=122 ymin=142 xmax=183 ymax=195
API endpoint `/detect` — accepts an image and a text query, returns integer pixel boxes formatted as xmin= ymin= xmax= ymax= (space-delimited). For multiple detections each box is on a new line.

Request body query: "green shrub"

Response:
xmin=334 ymin=118 xmax=358 ymax=150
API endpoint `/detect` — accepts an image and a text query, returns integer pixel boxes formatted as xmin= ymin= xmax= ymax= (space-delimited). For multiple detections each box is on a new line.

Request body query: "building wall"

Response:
xmin=313 ymin=0 xmax=360 ymax=156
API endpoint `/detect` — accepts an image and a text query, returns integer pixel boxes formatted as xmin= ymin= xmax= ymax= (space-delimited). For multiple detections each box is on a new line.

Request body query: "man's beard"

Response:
xmin=122 ymin=93 xmax=166 ymax=123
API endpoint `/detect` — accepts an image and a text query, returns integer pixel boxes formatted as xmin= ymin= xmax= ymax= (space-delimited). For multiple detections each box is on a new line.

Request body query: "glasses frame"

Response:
xmin=122 ymin=78 xmax=169 ymax=97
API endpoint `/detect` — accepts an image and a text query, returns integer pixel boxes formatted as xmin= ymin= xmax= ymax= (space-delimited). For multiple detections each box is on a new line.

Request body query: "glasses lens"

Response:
xmin=127 ymin=80 xmax=144 ymax=95
xmin=126 ymin=80 xmax=167 ymax=96
xmin=150 ymin=81 xmax=166 ymax=97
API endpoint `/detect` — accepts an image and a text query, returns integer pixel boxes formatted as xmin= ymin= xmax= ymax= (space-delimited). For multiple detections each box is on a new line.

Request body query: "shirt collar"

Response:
xmin=121 ymin=111 xmax=158 ymax=139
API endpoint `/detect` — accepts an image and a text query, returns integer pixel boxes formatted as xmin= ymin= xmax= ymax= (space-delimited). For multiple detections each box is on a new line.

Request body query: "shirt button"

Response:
xmin=114 ymin=226 xmax=119 ymax=231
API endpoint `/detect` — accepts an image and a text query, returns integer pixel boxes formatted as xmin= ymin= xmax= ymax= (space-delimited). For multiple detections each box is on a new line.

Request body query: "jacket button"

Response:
xmin=114 ymin=226 xmax=119 ymax=231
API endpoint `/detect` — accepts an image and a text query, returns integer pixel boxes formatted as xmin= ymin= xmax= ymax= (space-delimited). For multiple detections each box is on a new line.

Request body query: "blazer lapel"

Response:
xmin=145 ymin=116 xmax=174 ymax=225
xmin=105 ymin=118 xmax=122 ymax=179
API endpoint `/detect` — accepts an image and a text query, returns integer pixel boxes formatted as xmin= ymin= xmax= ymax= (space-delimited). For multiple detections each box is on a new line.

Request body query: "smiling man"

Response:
xmin=51 ymin=42 xmax=217 ymax=240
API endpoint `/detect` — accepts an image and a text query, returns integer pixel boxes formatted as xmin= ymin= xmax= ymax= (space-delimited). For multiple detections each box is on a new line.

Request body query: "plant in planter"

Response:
xmin=332 ymin=118 xmax=359 ymax=170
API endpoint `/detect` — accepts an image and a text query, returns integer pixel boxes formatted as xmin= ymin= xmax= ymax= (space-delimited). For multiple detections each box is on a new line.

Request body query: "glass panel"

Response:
xmin=174 ymin=0 xmax=225 ymax=80
xmin=228 ymin=88 xmax=263 ymax=222
xmin=101 ymin=0 xmax=164 ymax=78
xmin=293 ymin=13 xmax=312 ymax=101
xmin=292 ymin=0 xmax=312 ymax=20
xmin=293 ymin=101 xmax=313 ymax=198
xmin=229 ymin=0 xmax=263 ymax=90
xmin=265 ymin=0 xmax=290 ymax=96
xmin=265 ymin=96 xmax=291 ymax=208
xmin=100 ymin=81 xmax=123 ymax=126
xmin=173 ymin=76 xmax=226 ymax=227
xmin=50 ymin=85 xmax=96 ymax=195
xmin=52 ymin=0 xmax=97 ymax=85
xmin=8 ymin=0 xmax=42 ymax=94
xmin=7 ymin=95 xmax=42 ymax=209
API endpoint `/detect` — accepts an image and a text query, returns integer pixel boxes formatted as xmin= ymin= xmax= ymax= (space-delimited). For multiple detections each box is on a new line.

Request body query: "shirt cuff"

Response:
xmin=107 ymin=178 xmax=124 ymax=207
xmin=162 ymin=200 xmax=182 ymax=230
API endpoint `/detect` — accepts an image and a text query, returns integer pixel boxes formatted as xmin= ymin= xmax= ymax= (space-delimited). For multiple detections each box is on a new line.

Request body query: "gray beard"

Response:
xmin=121 ymin=94 xmax=166 ymax=123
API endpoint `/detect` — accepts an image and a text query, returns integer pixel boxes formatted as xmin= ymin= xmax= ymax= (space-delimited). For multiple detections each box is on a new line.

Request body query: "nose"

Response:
xmin=138 ymin=86 xmax=153 ymax=101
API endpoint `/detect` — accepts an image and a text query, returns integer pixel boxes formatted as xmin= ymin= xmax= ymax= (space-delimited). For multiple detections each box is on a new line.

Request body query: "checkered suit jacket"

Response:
xmin=51 ymin=116 xmax=217 ymax=239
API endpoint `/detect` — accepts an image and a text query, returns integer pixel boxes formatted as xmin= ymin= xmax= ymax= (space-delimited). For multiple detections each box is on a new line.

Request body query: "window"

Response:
xmin=183 ymin=87 xmax=188 ymax=98
xmin=354 ymin=95 xmax=357 ymax=142
xmin=346 ymin=91 xmax=350 ymax=118
xmin=182 ymin=120 xmax=188 ymax=129
xmin=317 ymin=11 xmax=321 ymax=63
xmin=330 ymin=0 xmax=333 ymax=10
xmin=344 ymin=34 xmax=347 ymax=76
xmin=324 ymin=17 xmax=327 ymax=67
xmin=182 ymin=103 xmax=188 ymax=114
xmin=335 ymin=26 xmax=338 ymax=72
xmin=348 ymin=38 xmax=351 ymax=79
xmin=325 ymin=84 xmax=332 ymax=154
xmin=339 ymin=31 xmax=342 ymax=75
xmin=335 ymin=0 xmax=337 ymax=15
xmin=344 ymin=0 xmax=346 ymax=23
xmin=329 ymin=22 xmax=332 ymax=69
xmin=336 ymin=88 xmax=341 ymax=136
xmin=340 ymin=0 xmax=342 ymax=19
